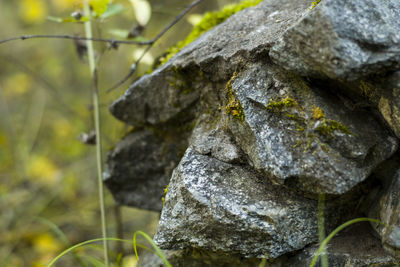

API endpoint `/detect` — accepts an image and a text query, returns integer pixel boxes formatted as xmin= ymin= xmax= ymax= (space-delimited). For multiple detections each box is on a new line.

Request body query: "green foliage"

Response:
xmin=47 ymin=235 xmax=166 ymax=266
xmin=133 ymin=231 xmax=172 ymax=267
xmin=158 ymin=0 xmax=263 ymax=66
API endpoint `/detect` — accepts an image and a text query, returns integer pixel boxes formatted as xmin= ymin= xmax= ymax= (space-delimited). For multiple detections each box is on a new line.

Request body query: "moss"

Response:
xmin=312 ymin=107 xmax=325 ymax=120
xmin=359 ymin=80 xmax=379 ymax=101
xmin=266 ymin=96 xmax=298 ymax=111
xmin=266 ymin=97 xmax=352 ymax=153
xmin=167 ymin=66 xmax=195 ymax=96
xmin=161 ymin=184 xmax=169 ymax=205
xmin=310 ymin=0 xmax=321 ymax=10
xmin=311 ymin=106 xmax=351 ymax=136
xmin=158 ymin=0 xmax=263 ymax=66
xmin=225 ymin=72 xmax=245 ymax=121
xmin=315 ymin=119 xmax=352 ymax=136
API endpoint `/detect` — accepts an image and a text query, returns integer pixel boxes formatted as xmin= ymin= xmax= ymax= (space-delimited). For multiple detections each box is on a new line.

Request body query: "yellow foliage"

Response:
xmin=0 ymin=132 xmax=7 ymax=148
xmin=20 ymin=0 xmax=48 ymax=24
xmin=3 ymin=73 xmax=32 ymax=98
xmin=32 ymin=233 xmax=62 ymax=253
xmin=52 ymin=118 xmax=73 ymax=139
xmin=32 ymin=233 xmax=63 ymax=266
xmin=27 ymin=156 xmax=60 ymax=185
xmin=51 ymin=0 xmax=81 ymax=11
xmin=90 ymin=0 xmax=109 ymax=16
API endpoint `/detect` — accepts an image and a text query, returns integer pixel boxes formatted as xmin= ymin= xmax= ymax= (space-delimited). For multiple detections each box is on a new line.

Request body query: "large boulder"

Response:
xmin=106 ymin=0 xmax=400 ymax=264
xmin=270 ymin=0 xmax=400 ymax=81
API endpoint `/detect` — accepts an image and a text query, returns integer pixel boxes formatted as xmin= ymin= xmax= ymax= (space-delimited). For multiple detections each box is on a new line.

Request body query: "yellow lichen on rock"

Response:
xmin=225 ymin=72 xmax=245 ymax=121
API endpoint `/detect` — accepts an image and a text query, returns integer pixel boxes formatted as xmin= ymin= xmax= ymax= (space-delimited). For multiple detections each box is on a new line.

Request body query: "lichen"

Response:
xmin=158 ymin=0 xmax=263 ymax=66
xmin=225 ymin=72 xmax=245 ymax=121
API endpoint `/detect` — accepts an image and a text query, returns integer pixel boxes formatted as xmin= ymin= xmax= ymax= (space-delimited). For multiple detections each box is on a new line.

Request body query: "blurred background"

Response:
xmin=0 ymin=0 xmax=239 ymax=266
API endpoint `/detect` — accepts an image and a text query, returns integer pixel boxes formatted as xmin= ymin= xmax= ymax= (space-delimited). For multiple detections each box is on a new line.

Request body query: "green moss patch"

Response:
xmin=225 ymin=72 xmax=245 ymax=121
xmin=266 ymin=96 xmax=298 ymax=111
xmin=266 ymin=97 xmax=353 ymax=152
xmin=158 ymin=0 xmax=263 ymax=66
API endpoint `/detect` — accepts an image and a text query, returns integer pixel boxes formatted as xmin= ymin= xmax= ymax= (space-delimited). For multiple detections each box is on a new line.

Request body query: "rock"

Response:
xmin=138 ymin=248 xmax=262 ymax=267
xmin=366 ymin=155 xmax=400 ymax=257
xmin=270 ymin=0 xmax=400 ymax=81
xmin=109 ymin=0 xmax=312 ymax=126
xmin=284 ymin=223 xmax=398 ymax=267
xmin=190 ymin=115 xmax=245 ymax=164
xmin=103 ymin=129 xmax=183 ymax=211
xmin=106 ymin=0 xmax=400 ymax=264
xmin=378 ymin=71 xmax=400 ymax=138
xmin=155 ymin=147 xmax=320 ymax=258
xmin=227 ymin=61 xmax=397 ymax=194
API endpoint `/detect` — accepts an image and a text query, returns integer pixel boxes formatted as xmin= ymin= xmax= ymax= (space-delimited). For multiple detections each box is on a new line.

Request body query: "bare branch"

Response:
xmin=106 ymin=0 xmax=203 ymax=92
xmin=0 ymin=0 xmax=202 ymax=47
xmin=0 ymin=0 xmax=203 ymax=94
xmin=0 ymin=34 xmax=151 ymax=46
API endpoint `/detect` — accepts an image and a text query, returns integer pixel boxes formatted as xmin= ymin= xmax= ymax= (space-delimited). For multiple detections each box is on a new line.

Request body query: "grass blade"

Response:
xmin=309 ymin=218 xmax=385 ymax=267
xmin=133 ymin=231 xmax=172 ymax=267
xmin=47 ymin=237 xmax=156 ymax=266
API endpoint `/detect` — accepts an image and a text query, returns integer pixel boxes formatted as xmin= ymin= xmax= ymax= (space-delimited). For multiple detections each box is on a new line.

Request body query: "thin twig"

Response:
xmin=105 ymin=45 xmax=151 ymax=93
xmin=106 ymin=0 xmax=202 ymax=92
xmin=0 ymin=34 xmax=151 ymax=46
xmin=0 ymin=0 xmax=202 ymax=47
xmin=151 ymin=0 xmax=202 ymax=43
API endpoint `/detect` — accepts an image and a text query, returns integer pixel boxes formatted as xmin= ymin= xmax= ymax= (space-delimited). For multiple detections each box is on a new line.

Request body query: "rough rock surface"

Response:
xmin=105 ymin=0 xmax=400 ymax=265
xmin=138 ymin=249 xmax=263 ymax=267
xmin=103 ymin=129 xmax=183 ymax=211
xmin=154 ymin=147 xmax=319 ymax=258
xmin=270 ymin=0 xmax=400 ymax=81
xmin=284 ymin=223 xmax=399 ymax=267
xmin=227 ymin=62 xmax=397 ymax=194
xmin=365 ymin=153 xmax=400 ymax=257
xmin=109 ymin=0 xmax=312 ymax=126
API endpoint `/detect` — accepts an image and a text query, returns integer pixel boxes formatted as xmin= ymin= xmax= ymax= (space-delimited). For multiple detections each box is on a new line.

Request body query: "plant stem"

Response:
xmin=317 ymin=193 xmax=328 ymax=267
xmin=309 ymin=218 xmax=384 ymax=267
xmin=83 ymin=1 xmax=109 ymax=266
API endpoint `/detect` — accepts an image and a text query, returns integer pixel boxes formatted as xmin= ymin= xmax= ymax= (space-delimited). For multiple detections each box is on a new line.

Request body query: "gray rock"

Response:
xmin=285 ymin=223 xmax=398 ymax=267
xmin=190 ymin=115 xmax=244 ymax=164
xmin=154 ymin=147 xmax=320 ymax=258
xmin=109 ymin=0 xmax=312 ymax=126
xmin=378 ymin=71 xmax=400 ymax=138
xmin=138 ymin=248 xmax=262 ymax=267
xmin=103 ymin=129 xmax=182 ymax=211
xmin=270 ymin=0 xmax=400 ymax=81
xmin=367 ymin=164 xmax=400 ymax=257
xmin=227 ymin=62 xmax=397 ymax=194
